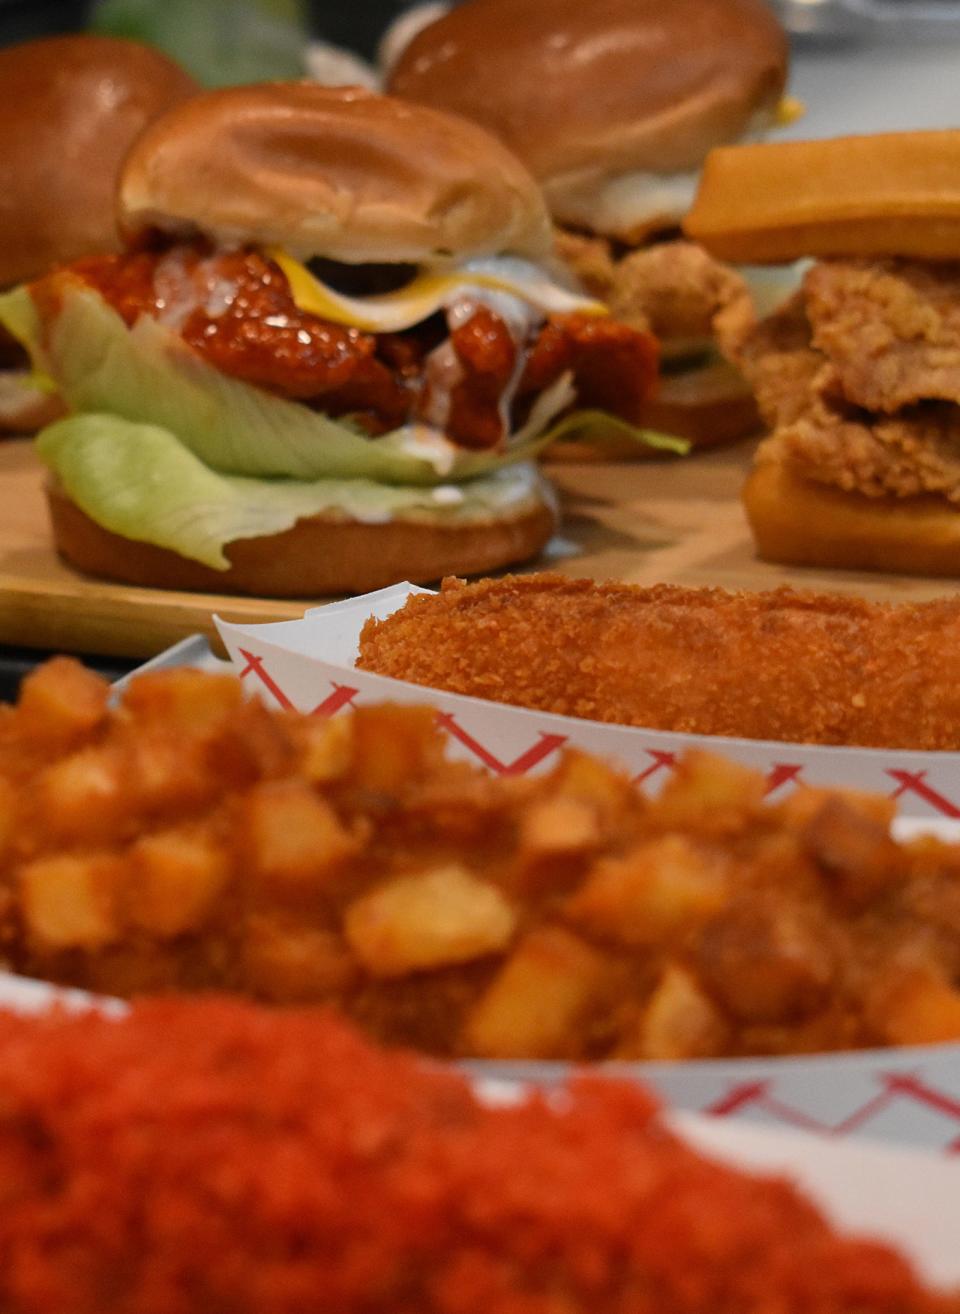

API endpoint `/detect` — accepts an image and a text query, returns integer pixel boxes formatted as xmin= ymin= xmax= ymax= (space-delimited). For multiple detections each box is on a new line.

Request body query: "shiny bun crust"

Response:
xmin=46 ymin=482 xmax=558 ymax=597
xmin=388 ymin=0 xmax=787 ymax=226
xmin=0 ymin=35 xmax=197 ymax=287
xmin=744 ymin=459 xmax=960 ymax=578
xmin=119 ymin=84 xmax=552 ymax=263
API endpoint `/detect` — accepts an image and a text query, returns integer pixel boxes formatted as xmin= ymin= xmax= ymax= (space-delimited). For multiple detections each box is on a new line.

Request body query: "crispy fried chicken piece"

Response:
xmin=771 ymin=393 xmax=960 ymax=502
xmin=608 ymin=239 xmax=750 ymax=348
xmin=519 ymin=312 xmax=659 ymax=424
xmin=552 ymin=226 xmax=617 ymax=300
xmin=357 ymin=572 xmax=960 ymax=750
xmin=805 ymin=259 xmax=960 ymax=413
xmin=717 ymin=290 xmax=825 ymax=428
xmin=0 ymin=998 xmax=953 ymax=1314
xmin=555 ymin=229 xmax=750 ymax=351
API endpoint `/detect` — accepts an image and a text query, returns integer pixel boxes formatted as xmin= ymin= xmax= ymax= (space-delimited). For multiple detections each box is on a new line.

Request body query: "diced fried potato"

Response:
xmin=0 ymin=775 xmax=17 ymax=865
xmin=242 ymin=916 xmax=357 ymax=1002
xmin=295 ymin=714 xmax=354 ymax=784
xmin=121 ymin=670 xmax=244 ymax=734
xmin=127 ymin=732 xmax=219 ymax=817
xmin=698 ymin=903 xmax=834 ymax=1024
xmin=876 ymin=969 xmax=960 ymax=1045
xmin=37 ymin=746 xmax=130 ymax=846
xmin=550 ymin=751 xmax=635 ymax=814
xmin=624 ymin=963 xmax=728 ymax=1061
xmin=345 ymin=865 xmax=516 ymax=977
xmin=566 ymin=835 xmax=727 ymax=946
xmin=520 ymin=796 xmax=600 ymax=857
xmin=654 ymin=752 xmax=765 ymax=829
xmin=780 ymin=785 xmax=895 ymax=832
xmin=128 ymin=828 xmax=231 ymax=938
xmin=206 ymin=699 xmax=295 ymax=786
xmin=463 ymin=926 xmax=610 ymax=1059
xmin=243 ymin=780 xmax=357 ymax=891
xmin=349 ymin=705 xmax=442 ymax=793
xmin=801 ymin=796 xmax=899 ymax=907
xmin=16 ymin=656 xmax=109 ymax=746
xmin=19 ymin=852 xmax=120 ymax=949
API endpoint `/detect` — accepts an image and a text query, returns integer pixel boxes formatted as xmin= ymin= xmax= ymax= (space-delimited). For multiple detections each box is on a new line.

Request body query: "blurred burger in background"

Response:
xmin=0 ymin=83 xmax=669 ymax=597
xmin=0 ymin=33 xmax=197 ymax=431
xmin=388 ymin=0 xmax=795 ymax=454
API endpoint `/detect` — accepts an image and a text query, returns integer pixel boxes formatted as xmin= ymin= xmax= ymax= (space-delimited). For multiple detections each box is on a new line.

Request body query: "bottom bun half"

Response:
xmin=0 ymin=373 xmax=66 ymax=434
xmin=544 ymin=360 xmax=760 ymax=463
xmin=46 ymin=483 xmax=558 ymax=598
xmin=744 ymin=459 xmax=960 ymax=578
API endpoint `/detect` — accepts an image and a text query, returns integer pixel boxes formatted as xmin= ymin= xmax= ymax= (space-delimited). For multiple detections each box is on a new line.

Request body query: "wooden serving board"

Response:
xmin=0 ymin=437 xmax=954 ymax=661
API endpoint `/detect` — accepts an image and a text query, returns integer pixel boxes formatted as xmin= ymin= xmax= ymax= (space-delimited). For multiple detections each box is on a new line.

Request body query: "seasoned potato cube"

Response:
xmin=550 ymin=751 xmax=635 ymax=813
xmin=349 ymin=705 xmax=442 ymax=793
xmin=566 ymin=835 xmax=726 ymax=946
xmin=19 ymin=852 xmax=120 ymax=949
xmin=295 ymin=714 xmax=354 ymax=784
xmin=520 ymin=796 xmax=600 ymax=857
xmin=38 ymin=746 xmax=131 ymax=846
xmin=128 ymin=828 xmax=231 ymax=938
xmin=121 ymin=670 xmax=244 ymax=734
xmin=781 ymin=784 xmax=895 ymax=831
xmin=877 ymin=970 xmax=960 ymax=1045
xmin=698 ymin=902 xmax=834 ymax=1024
xmin=0 ymin=775 xmax=17 ymax=865
xmin=801 ymin=796 xmax=899 ymax=907
xmin=16 ymin=656 xmax=109 ymax=746
xmin=128 ymin=732 xmax=219 ymax=816
xmin=626 ymin=964 xmax=728 ymax=1061
xmin=243 ymin=780 xmax=357 ymax=891
xmin=654 ymin=752 xmax=765 ymax=828
xmin=463 ymin=926 xmax=610 ymax=1059
xmin=242 ymin=917 xmax=357 ymax=1002
xmin=345 ymin=865 xmax=516 ymax=977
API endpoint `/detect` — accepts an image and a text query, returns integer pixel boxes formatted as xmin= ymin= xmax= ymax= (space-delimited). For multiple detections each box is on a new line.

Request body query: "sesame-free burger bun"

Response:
xmin=388 ymin=0 xmax=788 ymax=235
xmin=119 ymin=83 xmax=552 ymax=264
xmin=0 ymin=35 xmax=197 ymax=288
xmin=46 ymin=480 xmax=559 ymax=597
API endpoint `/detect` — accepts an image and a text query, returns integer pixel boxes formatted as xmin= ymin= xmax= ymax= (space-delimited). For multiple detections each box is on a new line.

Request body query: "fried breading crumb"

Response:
xmin=0 ymin=997 xmax=953 ymax=1314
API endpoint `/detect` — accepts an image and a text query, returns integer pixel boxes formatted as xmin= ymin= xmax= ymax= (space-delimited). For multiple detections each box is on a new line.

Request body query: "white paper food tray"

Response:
xmin=213 ymin=584 xmax=960 ymax=820
xmin=109 ymin=610 xmax=960 ymax=1152
xmin=0 ymin=971 xmax=957 ymax=1291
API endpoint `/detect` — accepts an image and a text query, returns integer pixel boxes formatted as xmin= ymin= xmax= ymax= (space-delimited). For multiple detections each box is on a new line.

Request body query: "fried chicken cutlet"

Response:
xmin=357 ymin=572 xmax=960 ymax=750
xmin=0 ymin=997 xmax=954 ymax=1314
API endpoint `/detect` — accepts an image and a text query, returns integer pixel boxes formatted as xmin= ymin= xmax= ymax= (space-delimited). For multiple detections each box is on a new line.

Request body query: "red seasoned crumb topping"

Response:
xmin=0 ymin=997 xmax=953 ymax=1314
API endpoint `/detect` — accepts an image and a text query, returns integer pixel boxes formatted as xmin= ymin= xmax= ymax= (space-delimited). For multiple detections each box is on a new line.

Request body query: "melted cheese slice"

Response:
xmin=268 ymin=250 xmax=607 ymax=333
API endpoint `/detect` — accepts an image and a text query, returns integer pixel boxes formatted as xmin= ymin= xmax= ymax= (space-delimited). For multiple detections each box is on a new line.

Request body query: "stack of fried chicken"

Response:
xmin=688 ymin=130 xmax=960 ymax=576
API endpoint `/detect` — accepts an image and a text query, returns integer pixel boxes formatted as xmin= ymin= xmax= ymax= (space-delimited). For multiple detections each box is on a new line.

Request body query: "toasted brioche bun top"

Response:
xmin=389 ymin=0 xmax=787 ymax=234
xmin=119 ymin=83 xmax=552 ymax=263
xmin=0 ymin=34 xmax=197 ymax=288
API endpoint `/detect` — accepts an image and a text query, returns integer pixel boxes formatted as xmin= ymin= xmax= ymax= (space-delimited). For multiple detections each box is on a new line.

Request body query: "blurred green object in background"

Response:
xmin=89 ymin=0 xmax=308 ymax=86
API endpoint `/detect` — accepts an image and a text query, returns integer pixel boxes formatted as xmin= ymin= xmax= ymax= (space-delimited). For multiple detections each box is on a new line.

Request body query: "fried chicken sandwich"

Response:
xmin=0 ymin=83 xmax=664 ymax=595
xmin=687 ymin=130 xmax=960 ymax=577
xmin=388 ymin=0 xmax=793 ymax=452
xmin=0 ymin=34 xmax=197 ymax=433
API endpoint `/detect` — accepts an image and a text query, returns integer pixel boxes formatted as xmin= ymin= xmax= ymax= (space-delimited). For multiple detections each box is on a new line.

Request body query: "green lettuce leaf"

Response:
xmin=1 ymin=281 xmax=686 ymax=481
xmin=0 ymin=284 xmax=576 ymax=486
xmin=37 ymin=413 xmax=555 ymax=570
